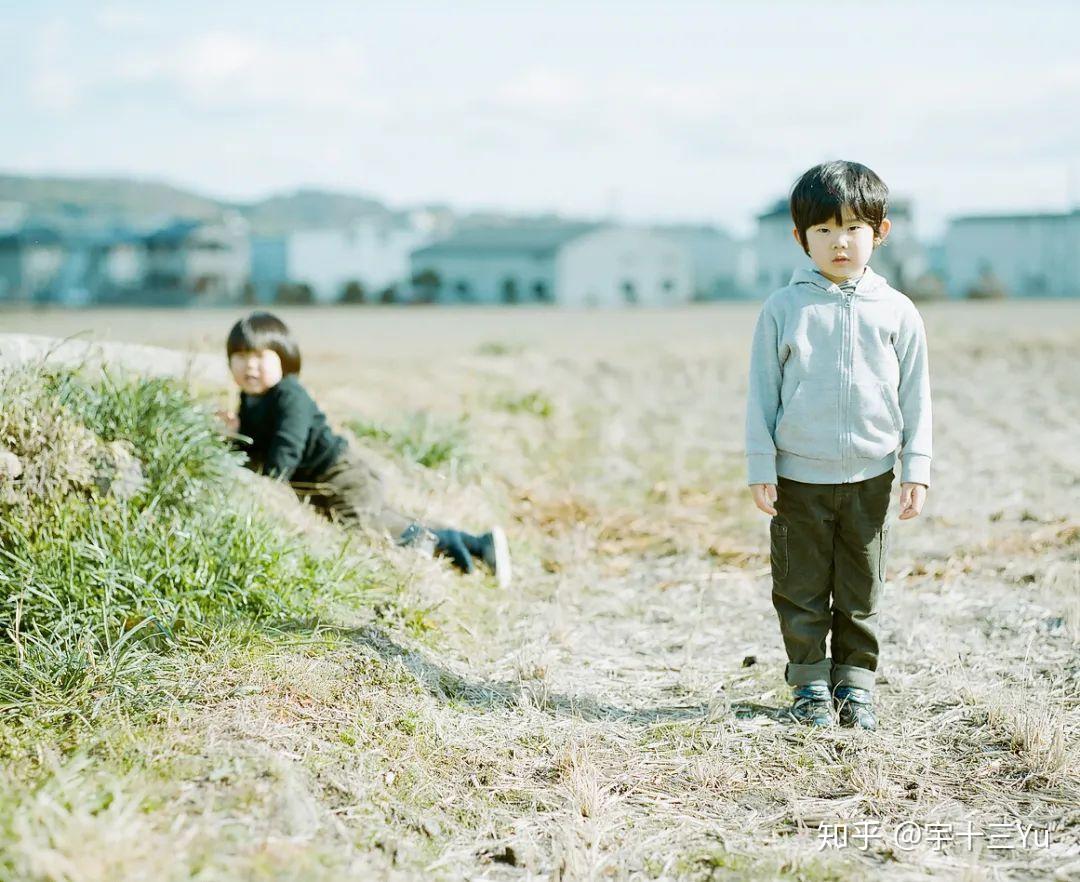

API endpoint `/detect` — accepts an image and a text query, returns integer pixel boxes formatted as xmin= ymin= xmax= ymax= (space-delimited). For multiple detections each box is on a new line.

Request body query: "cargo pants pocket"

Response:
xmin=770 ymin=520 xmax=789 ymax=581
xmin=877 ymin=524 xmax=890 ymax=582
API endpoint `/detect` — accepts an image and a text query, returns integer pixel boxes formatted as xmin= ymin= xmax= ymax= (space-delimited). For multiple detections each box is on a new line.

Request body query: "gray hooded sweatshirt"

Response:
xmin=745 ymin=265 xmax=932 ymax=487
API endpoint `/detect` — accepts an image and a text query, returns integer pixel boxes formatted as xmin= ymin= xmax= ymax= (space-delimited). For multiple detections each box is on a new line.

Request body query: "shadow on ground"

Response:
xmin=276 ymin=619 xmax=792 ymax=725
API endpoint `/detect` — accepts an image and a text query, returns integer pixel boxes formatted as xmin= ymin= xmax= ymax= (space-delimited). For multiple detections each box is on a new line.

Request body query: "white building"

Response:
xmin=251 ymin=214 xmax=436 ymax=304
xmin=143 ymin=215 xmax=251 ymax=305
xmin=943 ymin=211 xmax=1080 ymax=298
xmin=409 ymin=223 xmax=693 ymax=307
xmin=651 ymin=224 xmax=754 ymax=298
xmin=0 ymin=228 xmax=65 ymax=303
xmin=754 ymin=199 xmax=926 ymax=295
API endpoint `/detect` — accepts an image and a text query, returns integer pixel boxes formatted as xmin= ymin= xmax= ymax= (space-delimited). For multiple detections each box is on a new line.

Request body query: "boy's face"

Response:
xmin=794 ymin=209 xmax=891 ymax=283
xmin=229 ymin=348 xmax=283 ymax=396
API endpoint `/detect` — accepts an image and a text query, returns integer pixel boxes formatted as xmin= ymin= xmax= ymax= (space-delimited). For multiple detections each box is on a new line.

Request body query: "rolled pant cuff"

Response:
xmin=831 ymin=664 xmax=876 ymax=692
xmin=785 ymin=659 xmax=832 ymax=688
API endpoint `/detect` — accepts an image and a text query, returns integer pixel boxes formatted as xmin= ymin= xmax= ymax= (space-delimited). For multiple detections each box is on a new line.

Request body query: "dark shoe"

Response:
xmin=474 ymin=527 xmax=512 ymax=589
xmin=788 ymin=684 xmax=833 ymax=727
xmin=398 ymin=523 xmax=437 ymax=556
xmin=432 ymin=529 xmax=475 ymax=574
xmin=834 ymin=686 xmax=877 ymax=730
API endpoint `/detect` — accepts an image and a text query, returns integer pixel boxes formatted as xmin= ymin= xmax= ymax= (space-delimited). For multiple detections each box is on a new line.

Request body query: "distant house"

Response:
xmin=943 ymin=211 xmax=1080 ymax=298
xmin=652 ymin=224 xmax=754 ymax=299
xmin=251 ymin=214 xmax=436 ymax=304
xmin=0 ymin=228 xmax=65 ymax=303
xmin=94 ymin=233 xmax=147 ymax=297
xmin=142 ymin=215 xmax=250 ymax=305
xmin=409 ymin=224 xmax=694 ymax=306
xmin=75 ymin=231 xmax=148 ymax=305
xmin=754 ymin=199 xmax=926 ymax=296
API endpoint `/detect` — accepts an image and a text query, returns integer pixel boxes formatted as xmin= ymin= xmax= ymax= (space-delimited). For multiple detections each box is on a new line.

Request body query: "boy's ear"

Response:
xmin=874 ymin=217 xmax=892 ymax=245
xmin=791 ymin=226 xmax=808 ymax=253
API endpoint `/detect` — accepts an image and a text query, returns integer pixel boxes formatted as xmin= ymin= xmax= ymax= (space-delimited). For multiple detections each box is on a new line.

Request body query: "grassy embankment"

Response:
xmin=0 ymin=363 xmax=425 ymax=878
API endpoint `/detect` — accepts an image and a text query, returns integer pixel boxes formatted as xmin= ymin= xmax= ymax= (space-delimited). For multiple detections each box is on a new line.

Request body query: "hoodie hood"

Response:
xmin=789 ymin=265 xmax=890 ymax=296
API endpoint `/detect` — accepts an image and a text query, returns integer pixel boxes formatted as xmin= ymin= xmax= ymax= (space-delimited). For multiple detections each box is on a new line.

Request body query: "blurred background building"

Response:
xmin=1 ymin=172 xmax=1077 ymax=306
xmin=942 ymin=211 xmax=1080 ymax=299
xmin=409 ymin=223 xmax=694 ymax=306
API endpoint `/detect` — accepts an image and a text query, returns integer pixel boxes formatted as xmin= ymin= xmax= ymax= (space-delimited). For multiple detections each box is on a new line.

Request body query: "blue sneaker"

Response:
xmin=789 ymin=683 xmax=833 ymax=727
xmin=834 ymin=686 xmax=877 ymax=730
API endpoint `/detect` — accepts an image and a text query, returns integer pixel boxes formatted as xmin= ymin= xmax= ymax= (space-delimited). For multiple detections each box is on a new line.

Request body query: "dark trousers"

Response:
xmin=292 ymin=451 xmax=415 ymax=539
xmin=770 ymin=469 xmax=893 ymax=692
xmin=291 ymin=451 xmax=485 ymax=572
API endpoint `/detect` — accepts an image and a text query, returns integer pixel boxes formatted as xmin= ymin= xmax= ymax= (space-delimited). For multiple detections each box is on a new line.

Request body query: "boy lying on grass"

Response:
xmin=217 ymin=311 xmax=511 ymax=587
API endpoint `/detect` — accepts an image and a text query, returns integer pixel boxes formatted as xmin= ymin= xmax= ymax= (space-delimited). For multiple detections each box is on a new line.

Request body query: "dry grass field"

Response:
xmin=1 ymin=301 xmax=1077 ymax=880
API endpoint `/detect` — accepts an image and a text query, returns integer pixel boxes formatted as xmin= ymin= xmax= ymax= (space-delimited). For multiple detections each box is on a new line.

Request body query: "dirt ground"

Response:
xmin=3 ymin=301 xmax=1078 ymax=880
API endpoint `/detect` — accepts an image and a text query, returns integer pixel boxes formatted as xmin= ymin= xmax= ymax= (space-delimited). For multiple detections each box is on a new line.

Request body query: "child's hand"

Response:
xmin=751 ymin=483 xmax=778 ymax=516
xmin=215 ymin=409 xmax=240 ymax=435
xmin=899 ymin=482 xmax=927 ymax=520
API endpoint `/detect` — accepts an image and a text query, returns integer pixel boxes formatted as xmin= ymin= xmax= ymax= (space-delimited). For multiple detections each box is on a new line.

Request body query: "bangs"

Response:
xmin=226 ymin=312 xmax=302 ymax=375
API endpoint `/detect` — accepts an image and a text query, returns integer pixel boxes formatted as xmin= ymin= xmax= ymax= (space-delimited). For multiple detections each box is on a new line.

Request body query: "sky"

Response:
xmin=2 ymin=0 xmax=1078 ymax=239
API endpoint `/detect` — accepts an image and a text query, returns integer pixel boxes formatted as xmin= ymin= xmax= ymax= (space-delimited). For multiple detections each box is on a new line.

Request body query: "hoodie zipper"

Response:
xmin=839 ymin=286 xmax=854 ymax=477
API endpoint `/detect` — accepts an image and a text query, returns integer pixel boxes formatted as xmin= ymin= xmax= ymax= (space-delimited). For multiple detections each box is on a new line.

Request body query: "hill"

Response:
xmin=0 ymin=173 xmax=397 ymax=235
xmin=0 ymin=173 xmax=222 ymax=223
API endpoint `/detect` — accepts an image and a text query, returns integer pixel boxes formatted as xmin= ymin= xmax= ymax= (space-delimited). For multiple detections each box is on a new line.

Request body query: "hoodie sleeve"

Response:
xmin=745 ymin=301 xmax=782 ymax=485
xmin=264 ymin=382 xmax=314 ymax=480
xmin=894 ymin=303 xmax=932 ymax=485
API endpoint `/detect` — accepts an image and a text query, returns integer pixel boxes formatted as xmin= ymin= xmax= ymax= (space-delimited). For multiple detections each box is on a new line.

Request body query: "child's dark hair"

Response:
xmin=226 ymin=312 xmax=301 ymax=376
xmin=790 ymin=161 xmax=889 ymax=254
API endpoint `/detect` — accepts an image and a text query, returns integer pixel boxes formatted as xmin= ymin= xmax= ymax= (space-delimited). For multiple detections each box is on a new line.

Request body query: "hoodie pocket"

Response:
xmin=774 ymin=380 xmax=841 ymax=461
xmin=849 ymin=381 xmax=902 ymax=459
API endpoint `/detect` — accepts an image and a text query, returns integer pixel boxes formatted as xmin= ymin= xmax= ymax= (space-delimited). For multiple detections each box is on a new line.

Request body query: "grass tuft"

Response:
xmin=0 ymin=363 xmax=382 ymax=730
xmin=347 ymin=411 xmax=471 ymax=470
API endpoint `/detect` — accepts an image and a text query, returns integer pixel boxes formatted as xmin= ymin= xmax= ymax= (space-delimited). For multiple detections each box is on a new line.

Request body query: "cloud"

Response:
xmin=114 ymin=31 xmax=381 ymax=115
xmin=27 ymin=19 xmax=80 ymax=112
xmin=498 ymin=69 xmax=586 ymax=107
xmin=96 ymin=4 xmax=152 ymax=32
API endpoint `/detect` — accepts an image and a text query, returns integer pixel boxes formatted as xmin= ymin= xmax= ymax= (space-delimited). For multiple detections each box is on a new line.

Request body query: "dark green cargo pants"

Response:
xmin=770 ymin=469 xmax=893 ymax=693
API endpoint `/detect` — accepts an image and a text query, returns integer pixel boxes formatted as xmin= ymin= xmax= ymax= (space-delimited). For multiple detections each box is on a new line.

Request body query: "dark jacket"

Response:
xmin=236 ymin=375 xmax=346 ymax=481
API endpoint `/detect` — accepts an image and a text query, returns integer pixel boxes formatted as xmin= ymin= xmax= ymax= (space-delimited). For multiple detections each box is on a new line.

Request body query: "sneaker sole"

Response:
xmin=489 ymin=525 xmax=512 ymax=589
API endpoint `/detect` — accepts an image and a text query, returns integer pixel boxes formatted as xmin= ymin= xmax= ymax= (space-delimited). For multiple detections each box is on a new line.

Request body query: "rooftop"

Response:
xmin=412 ymin=222 xmax=602 ymax=258
xmin=949 ymin=209 xmax=1079 ymax=224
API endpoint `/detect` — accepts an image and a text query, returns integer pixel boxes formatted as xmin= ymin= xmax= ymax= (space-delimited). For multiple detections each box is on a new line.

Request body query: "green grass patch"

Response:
xmin=0 ymin=363 xmax=383 ymax=731
xmin=493 ymin=389 xmax=554 ymax=419
xmin=347 ymin=411 xmax=470 ymax=470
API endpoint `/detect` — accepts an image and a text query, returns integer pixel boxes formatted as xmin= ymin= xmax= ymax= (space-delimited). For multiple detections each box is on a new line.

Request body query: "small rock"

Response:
xmin=742 ymin=655 xmax=757 ymax=667
xmin=0 ymin=447 xmax=22 ymax=480
xmin=94 ymin=442 xmax=146 ymax=500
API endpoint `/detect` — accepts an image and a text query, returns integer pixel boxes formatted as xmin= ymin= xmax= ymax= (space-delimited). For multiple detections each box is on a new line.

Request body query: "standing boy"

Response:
xmin=745 ymin=161 xmax=932 ymax=730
